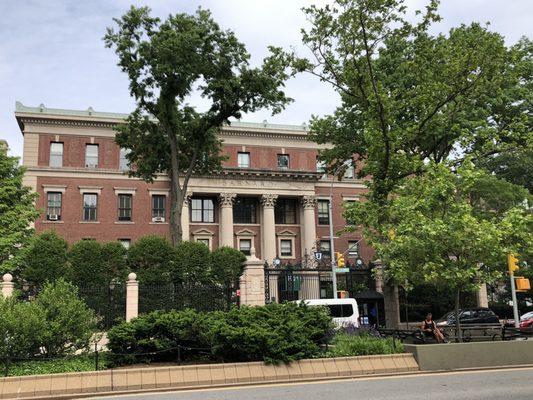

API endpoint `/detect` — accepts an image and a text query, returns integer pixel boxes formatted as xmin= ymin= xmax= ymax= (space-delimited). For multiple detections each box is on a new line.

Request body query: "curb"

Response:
xmin=0 ymin=354 xmax=418 ymax=399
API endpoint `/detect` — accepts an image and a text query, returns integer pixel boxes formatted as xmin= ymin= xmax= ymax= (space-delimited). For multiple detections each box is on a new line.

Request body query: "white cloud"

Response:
xmin=1 ymin=0 xmax=531 ymax=158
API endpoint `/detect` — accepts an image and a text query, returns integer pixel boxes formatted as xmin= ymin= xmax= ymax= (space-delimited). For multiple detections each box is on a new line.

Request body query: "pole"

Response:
xmin=329 ymin=178 xmax=338 ymax=299
xmin=510 ymin=273 xmax=520 ymax=328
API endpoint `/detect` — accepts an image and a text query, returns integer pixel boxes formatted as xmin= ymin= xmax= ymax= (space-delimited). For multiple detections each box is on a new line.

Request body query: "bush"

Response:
xmin=173 ymin=241 xmax=212 ymax=285
xmin=210 ymin=246 xmax=246 ymax=285
xmin=35 ymin=279 xmax=98 ymax=356
xmin=101 ymin=241 xmax=128 ymax=283
xmin=7 ymin=353 xmax=108 ymax=377
xmin=107 ymin=303 xmax=334 ymax=366
xmin=19 ymin=231 xmax=68 ymax=284
xmin=326 ymin=332 xmax=403 ymax=358
xmin=0 ymin=280 xmax=97 ymax=360
xmin=68 ymin=240 xmax=106 ymax=286
xmin=127 ymin=236 xmax=175 ymax=284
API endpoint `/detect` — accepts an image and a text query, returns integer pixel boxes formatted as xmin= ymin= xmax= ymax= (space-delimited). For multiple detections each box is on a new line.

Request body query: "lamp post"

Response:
xmin=328 ymin=160 xmax=352 ymax=299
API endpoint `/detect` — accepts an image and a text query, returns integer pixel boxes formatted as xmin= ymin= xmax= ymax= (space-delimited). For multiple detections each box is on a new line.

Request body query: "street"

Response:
xmin=90 ymin=367 xmax=533 ymax=400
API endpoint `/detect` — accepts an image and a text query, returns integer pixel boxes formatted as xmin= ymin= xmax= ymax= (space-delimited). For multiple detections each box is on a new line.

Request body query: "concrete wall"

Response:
xmin=405 ymin=341 xmax=533 ymax=371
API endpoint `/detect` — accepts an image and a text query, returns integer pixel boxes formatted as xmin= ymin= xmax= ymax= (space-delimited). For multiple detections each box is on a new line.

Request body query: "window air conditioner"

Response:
xmin=152 ymin=216 xmax=165 ymax=223
xmin=48 ymin=214 xmax=59 ymax=221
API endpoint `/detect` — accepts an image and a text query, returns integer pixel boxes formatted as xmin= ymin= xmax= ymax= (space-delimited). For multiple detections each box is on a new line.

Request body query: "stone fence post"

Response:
xmin=1 ymin=273 xmax=14 ymax=297
xmin=126 ymin=272 xmax=139 ymax=322
xmin=239 ymin=248 xmax=265 ymax=306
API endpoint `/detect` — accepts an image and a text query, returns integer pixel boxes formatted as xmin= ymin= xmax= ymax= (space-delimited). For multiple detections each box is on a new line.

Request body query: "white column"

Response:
xmin=240 ymin=247 xmax=266 ymax=306
xmin=301 ymin=195 xmax=317 ymax=258
xmin=181 ymin=192 xmax=192 ymax=241
xmin=1 ymin=273 xmax=14 ymax=297
xmin=261 ymin=194 xmax=278 ymax=264
xmin=219 ymin=193 xmax=236 ymax=248
xmin=126 ymin=273 xmax=139 ymax=322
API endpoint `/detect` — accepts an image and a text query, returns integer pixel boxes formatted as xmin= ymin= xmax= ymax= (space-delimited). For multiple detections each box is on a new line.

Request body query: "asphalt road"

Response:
xmin=91 ymin=368 xmax=533 ymax=400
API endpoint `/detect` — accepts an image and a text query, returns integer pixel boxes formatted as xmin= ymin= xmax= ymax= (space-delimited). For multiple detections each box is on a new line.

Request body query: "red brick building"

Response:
xmin=16 ymin=102 xmax=375 ymax=267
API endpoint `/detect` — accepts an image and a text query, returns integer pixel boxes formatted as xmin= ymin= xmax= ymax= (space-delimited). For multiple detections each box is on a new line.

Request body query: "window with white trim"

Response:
xmin=119 ymin=239 xmax=131 ymax=249
xmin=191 ymin=198 xmax=215 ymax=222
xmin=320 ymin=240 xmax=331 ymax=258
xmin=239 ymin=238 xmax=252 ymax=256
xmin=119 ymin=148 xmax=131 ymax=172
xmin=197 ymin=238 xmax=210 ymax=247
xmin=46 ymin=192 xmax=62 ymax=220
xmin=152 ymin=195 xmax=166 ymax=219
xmin=83 ymin=193 xmax=98 ymax=221
xmin=280 ymin=239 xmax=293 ymax=257
xmin=118 ymin=194 xmax=132 ymax=221
xmin=277 ymin=154 xmax=289 ymax=169
xmin=237 ymin=152 xmax=250 ymax=168
xmin=348 ymin=241 xmax=359 ymax=258
xmin=49 ymin=142 xmax=63 ymax=168
xmin=318 ymin=200 xmax=330 ymax=225
xmin=85 ymin=144 xmax=99 ymax=168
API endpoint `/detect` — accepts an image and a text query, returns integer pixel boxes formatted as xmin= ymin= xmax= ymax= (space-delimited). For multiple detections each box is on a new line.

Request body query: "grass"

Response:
xmin=325 ymin=332 xmax=403 ymax=358
xmin=2 ymin=353 xmax=109 ymax=377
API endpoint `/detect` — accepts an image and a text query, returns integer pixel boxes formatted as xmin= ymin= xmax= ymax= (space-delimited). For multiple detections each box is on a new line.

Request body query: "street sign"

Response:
xmin=335 ymin=267 xmax=349 ymax=273
xmin=315 ymin=252 xmax=322 ymax=260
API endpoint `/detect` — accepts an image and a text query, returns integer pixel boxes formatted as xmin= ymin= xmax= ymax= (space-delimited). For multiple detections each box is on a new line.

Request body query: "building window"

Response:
xmin=275 ymin=198 xmax=297 ymax=224
xmin=277 ymin=154 xmax=289 ymax=169
xmin=83 ymin=193 xmax=98 ymax=221
xmin=49 ymin=142 xmax=63 ymax=168
xmin=152 ymin=195 xmax=166 ymax=219
xmin=316 ymin=157 xmax=326 ymax=173
xmin=85 ymin=144 xmax=99 ymax=168
xmin=344 ymin=164 xmax=355 ymax=179
xmin=191 ymin=198 xmax=215 ymax=223
xmin=239 ymin=238 xmax=252 ymax=256
xmin=196 ymin=238 xmax=210 ymax=248
xmin=118 ymin=194 xmax=132 ymax=221
xmin=237 ymin=152 xmax=250 ymax=168
xmin=318 ymin=200 xmax=330 ymax=225
xmin=119 ymin=148 xmax=131 ymax=172
xmin=348 ymin=241 xmax=359 ymax=258
xmin=280 ymin=239 xmax=293 ymax=257
xmin=46 ymin=192 xmax=62 ymax=220
xmin=320 ymin=240 xmax=331 ymax=258
xmin=119 ymin=239 xmax=131 ymax=249
xmin=233 ymin=197 xmax=257 ymax=224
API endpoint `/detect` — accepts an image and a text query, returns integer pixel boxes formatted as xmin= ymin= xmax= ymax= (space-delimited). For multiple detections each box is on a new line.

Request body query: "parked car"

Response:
xmin=519 ymin=311 xmax=533 ymax=329
xmin=299 ymin=298 xmax=360 ymax=328
xmin=436 ymin=308 xmax=500 ymax=327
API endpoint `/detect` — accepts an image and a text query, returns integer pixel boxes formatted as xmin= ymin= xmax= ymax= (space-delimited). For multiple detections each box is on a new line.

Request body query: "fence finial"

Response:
xmin=128 ymin=272 xmax=137 ymax=282
xmin=2 ymin=273 xmax=14 ymax=297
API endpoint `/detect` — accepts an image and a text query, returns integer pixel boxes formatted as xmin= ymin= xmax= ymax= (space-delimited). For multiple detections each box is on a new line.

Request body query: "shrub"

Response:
xmin=101 ymin=241 xmax=128 ymax=283
xmin=19 ymin=231 xmax=68 ymax=284
xmin=107 ymin=303 xmax=334 ymax=366
xmin=173 ymin=241 xmax=212 ymax=285
xmin=35 ymin=279 xmax=98 ymax=356
xmin=210 ymin=246 xmax=246 ymax=285
xmin=67 ymin=240 xmax=106 ymax=286
xmin=326 ymin=332 xmax=403 ymax=358
xmin=127 ymin=236 xmax=174 ymax=284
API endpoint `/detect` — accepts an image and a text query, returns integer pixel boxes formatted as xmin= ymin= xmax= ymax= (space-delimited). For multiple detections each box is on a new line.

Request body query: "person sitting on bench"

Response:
xmin=420 ymin=313 xmax=446 ymax=343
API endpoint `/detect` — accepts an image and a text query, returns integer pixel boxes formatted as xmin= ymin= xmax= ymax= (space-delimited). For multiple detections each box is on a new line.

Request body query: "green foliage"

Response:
xmin=107 ymin=303 xmax=333 ymax=366
xmin=19 ymin=231 xmax=68 ymax=284
xmin=104 ymin=6 xmax=291 ymax=244
xmin=34 ymin=279 xmax=98 ymax=356
xmin=274 ymin=0 xmax=530 ymax=208
xmin=208 ymin=303 xmax=333 ymax=364
xmin=67 ymin=240 xmax=106 ymax=286
xmin=127 ymin=235 xmax=175 ymax=284
xmin=0 ymin=280 xmax=97 ymax=360
xmin=101 ymin=241 xmax=128 ymax=283
xmin=173 ymin=241 xmax=212 ymax=285
xmin=0 ymin=152 xmax=39 ymax=274
xmin=478 ymin=148 xmax=533 ymax=193
xmin=210 ymin=246 xmax=246 ymax=286
xmin=7 ymin=353 xmax=108 ymax=377
xmin=326 ymin=333 xmax=403 ymax=357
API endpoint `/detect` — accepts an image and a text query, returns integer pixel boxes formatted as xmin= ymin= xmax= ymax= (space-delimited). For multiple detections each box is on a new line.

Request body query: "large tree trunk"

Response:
xmin=169 ymin=173 xmax=183 ymax=247
xmin=454 ymin=287 xmax=462 ymax=342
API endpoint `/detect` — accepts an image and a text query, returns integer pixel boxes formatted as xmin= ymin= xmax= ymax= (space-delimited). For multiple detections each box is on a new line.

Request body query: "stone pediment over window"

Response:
xmin=192 ymin=228 xmax=215 ymax=237
xmin=235 ymin=228 xmax=256 ymax=237
xmin=276 ymin=229 xmax=297 ymax=237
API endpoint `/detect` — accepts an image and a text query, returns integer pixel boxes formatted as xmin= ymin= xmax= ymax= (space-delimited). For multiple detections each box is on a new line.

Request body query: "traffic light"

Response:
xmin=335 ymin=252 xmax=346 ymax=268
xmin=508 ymin=253 xmax=519 ymax=275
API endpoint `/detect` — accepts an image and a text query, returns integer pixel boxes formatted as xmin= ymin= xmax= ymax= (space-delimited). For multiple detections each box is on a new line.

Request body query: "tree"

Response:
xmin=0 ymin=151 xmax=39 ymax=274
xmin=67 ymin=240 xmax=106 ymax=287
xmin=104 ymin=6 xmax=291 ymax=245
xmin=19 ymin=231 xmax=68 ymax=284
xmin=274 ymin=0 xmax=530 ymax=207
xmin=173 ymin=240 xmax=212 ymax=286
xmin=101 ymin=241 xmax=128 ymax=283
xmin=210 ymin=246 xmax=246 ymax=286
xmin=477 ymin=148 xmax=533 ymax=193
xmin=360 ymin=163 xmax=532 ymax=340
xmin=127 ymin=235 xmax=175 ymax=284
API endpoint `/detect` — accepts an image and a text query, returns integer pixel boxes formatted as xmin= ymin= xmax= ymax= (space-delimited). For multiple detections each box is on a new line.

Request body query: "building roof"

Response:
xmin=14 ymin=102 xmax=309 ymax=134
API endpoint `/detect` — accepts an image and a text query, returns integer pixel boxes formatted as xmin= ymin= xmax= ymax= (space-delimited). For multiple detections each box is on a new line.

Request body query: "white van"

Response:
xmin=299 ymin=298 xmax=360 ymax=328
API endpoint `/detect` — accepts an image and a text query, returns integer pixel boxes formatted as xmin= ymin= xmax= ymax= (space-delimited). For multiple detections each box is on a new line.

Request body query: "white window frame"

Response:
xmin=348 ymin=240 xmax=359 ymax=258
xmin=85 ymin=144 xmax=99 ymax=168
xmin=237 ymin=152 xmax=250 ymax=168
xmin=49 ymin=142 xmax=63 ymax=168
xmin=238 ymin=238 xmax=252 ymax=256
xmin=119 ymin=148 xmax=131 ymax=172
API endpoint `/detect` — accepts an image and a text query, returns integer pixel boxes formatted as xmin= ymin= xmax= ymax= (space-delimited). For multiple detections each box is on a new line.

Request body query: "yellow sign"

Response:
xmin=515 ymin=277 xmax=531 ymax=292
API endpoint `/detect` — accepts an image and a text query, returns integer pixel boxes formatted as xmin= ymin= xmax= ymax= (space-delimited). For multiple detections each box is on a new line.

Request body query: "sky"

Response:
xmin=1 ymin=0 xmax=532 ymax=158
